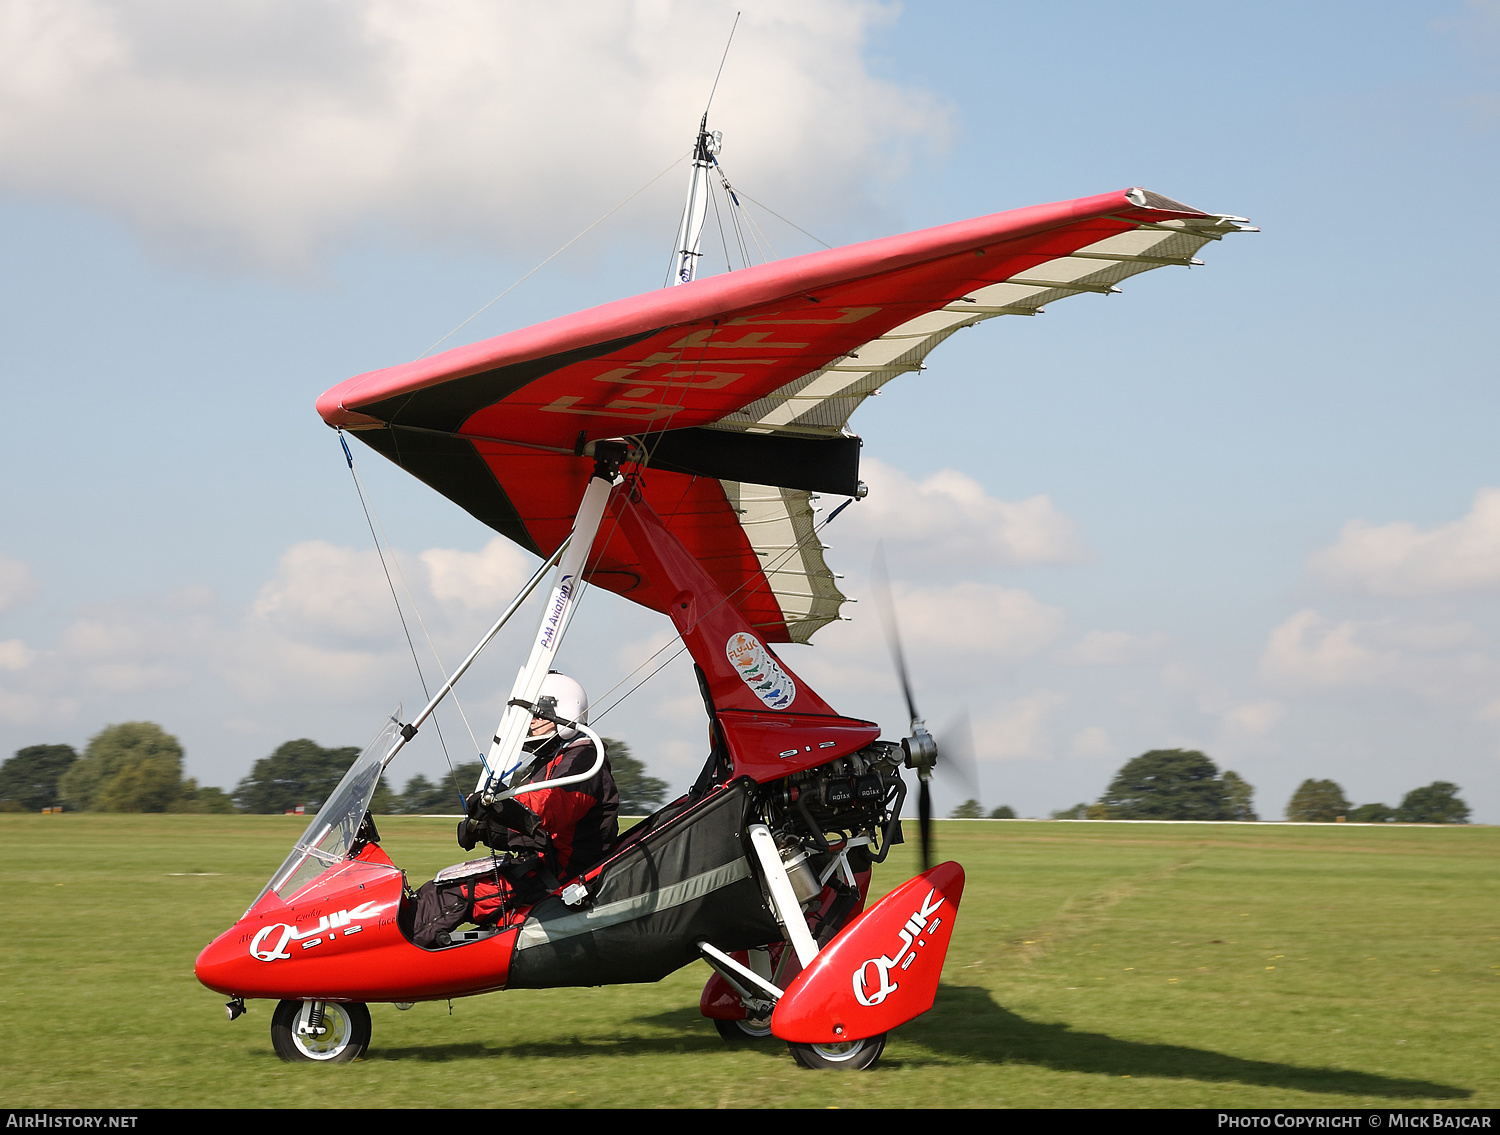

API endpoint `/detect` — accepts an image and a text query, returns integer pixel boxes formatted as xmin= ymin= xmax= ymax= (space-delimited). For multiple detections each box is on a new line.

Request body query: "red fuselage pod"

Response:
xmin=194 ymin=842 xmax=518 ymax=1003
xmin=770 ymin=861 xmax=965 ymax=1043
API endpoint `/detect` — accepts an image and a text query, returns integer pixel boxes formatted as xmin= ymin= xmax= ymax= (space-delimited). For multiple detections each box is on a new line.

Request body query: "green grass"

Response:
xmin=1 ymin=814 xmax=1495 ymax=1108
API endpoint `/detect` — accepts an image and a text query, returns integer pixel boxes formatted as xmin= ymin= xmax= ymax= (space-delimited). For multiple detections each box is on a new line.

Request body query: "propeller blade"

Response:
xmin=918 ymin=776 xmax=932 ymax=872
xmin=874 ymin=544 xmax=939 ymax=867
xmin=872 ymin=544 xmax=920 ymax=728
xmin=936 ymin=708 xmax=980 ymax=805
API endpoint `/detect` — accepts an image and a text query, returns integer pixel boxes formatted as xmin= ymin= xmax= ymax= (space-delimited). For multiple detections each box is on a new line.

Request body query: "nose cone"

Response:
xmin=196 ymin=924 xmax=257 ymax=997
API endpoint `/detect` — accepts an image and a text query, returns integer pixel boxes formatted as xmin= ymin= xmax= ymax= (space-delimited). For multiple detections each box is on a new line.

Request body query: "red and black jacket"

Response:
xmin=504 ymin=737 xmax=619 ymax=879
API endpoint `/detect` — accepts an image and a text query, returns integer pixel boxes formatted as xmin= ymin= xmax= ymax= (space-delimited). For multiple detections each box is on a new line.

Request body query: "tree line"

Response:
xmin=0 ymin=722 xmax=669 ymax=816
xmin=4 ymin=725 xmax=1469 ymax=825
xmin=1041 ymin=749 xmax=1469 ymax=823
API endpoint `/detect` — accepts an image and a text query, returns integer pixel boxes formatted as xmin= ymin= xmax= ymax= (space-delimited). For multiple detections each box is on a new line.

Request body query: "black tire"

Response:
xmin=270 ymin=999 xmax=371 ymax=1063
xmin=714 ymin=1014 xmax=774 ymax=1042
xmin=788 ymin=1032 xmax=886 ymax=1070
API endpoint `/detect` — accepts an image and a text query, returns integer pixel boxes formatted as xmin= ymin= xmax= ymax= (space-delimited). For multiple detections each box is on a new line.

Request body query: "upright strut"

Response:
xmin=479 ymin=445 xmax=625 ymax=794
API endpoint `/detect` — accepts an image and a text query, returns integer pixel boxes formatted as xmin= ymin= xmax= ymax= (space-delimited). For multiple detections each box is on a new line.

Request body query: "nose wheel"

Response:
xmin=270 ymin=999 xmax=371 ymax=1063
xmin=788 ymin=1032 xmax=886 ymax=1070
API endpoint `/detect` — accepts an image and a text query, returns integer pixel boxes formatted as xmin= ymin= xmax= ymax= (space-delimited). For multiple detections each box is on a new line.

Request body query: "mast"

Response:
xmin=477 ymin=444 xmax=625 ymax=795
xmin=480 ymin=108 xmax=726 ymax=793
xmin=667 ymin=115 xmax=722 ymax=287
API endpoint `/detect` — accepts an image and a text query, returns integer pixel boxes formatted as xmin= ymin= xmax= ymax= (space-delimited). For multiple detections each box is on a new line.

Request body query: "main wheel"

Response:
xmin=270 ymin=999 xmax=371 ymax=1063
xmin=787 ymin=1032 xmax=886 ymax=1070
xmin=714 ymin=1013 xmax=774 ymax=1042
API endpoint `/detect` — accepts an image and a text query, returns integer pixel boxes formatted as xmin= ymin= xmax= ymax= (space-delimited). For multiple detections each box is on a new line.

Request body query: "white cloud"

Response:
xmin=0 ymin=687 xmax=79 ymax=726
xmin=804 ymin=580 xmax=1066 ymax=688
xmin=1223 ymin=700 xmax=1284 ymax=735
xmin=608 ymin=629 xmax=686 ymax=698
xmin=0 ymin=555 xmax=41 ymax=613
xmin=1258 ymin=608 xmax=1499 ymax=706
xmin=226 ymin=538 xmax=511 ymax=703
xmin=219 ymin=628 xmax=401 ymax=705
xmin=973 ymin=691 xmax=1067 ymax=760
xmin=0 ymin=519 xmax=1063 ymax=787
xmin=54 ymin=601 xmax=216 ymax=695
xmin=1434 ymin=1 xmax=1500 ymax=51
xmin=894 ymin=581 xmax=1068 ymax=664
xmin=0 ymin=640 xmax=33 ymax=672
xmin=0 ymin=594 xmax=217 ymax=723
xmin=0 ymin=539 xmax=462 ymax=718
xmin=1158 ymin=661 xmax=1285 ymax=739
xmin=1055 ymin=629 xmax=1167 ymax=667
xmin=1068 ymin=725 xmax=1115 ymax=759
xmin=248 ymin=540 xmax=404 ymax=648
xmin=1309 ymin=488 xmax=1500 ymax=596
xmin=844 ymin=458 xmax=1087 ymax=571
xmin=422 ymin=538 xmax=533 ymax=612
xmin=787 ymin=575 xmax=1068 ymax=754
xmin=0 ymin=535 xmax=592 ymax=722
xmin=0 ymin=0 xmax=947 ymax=272
xmin=1260 ymin=610 xmax=1398 ymax=687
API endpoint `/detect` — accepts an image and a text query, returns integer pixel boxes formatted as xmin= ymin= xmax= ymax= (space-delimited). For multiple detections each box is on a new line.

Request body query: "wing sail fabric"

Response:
xmin=722 ymin=481 xmax=846 ymax=643
xmin=712 ymin=209 xmax=1248 ymax=442
xmin=318 ymin=188 xmax=1251 ymax=642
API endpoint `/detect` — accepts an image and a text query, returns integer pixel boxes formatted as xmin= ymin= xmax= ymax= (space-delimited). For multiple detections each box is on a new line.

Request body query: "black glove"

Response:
xmin=456 ymin=793 xmax=542 ymax=851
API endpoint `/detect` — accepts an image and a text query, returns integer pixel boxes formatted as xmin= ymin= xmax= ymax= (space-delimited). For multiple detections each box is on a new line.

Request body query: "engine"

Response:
xmin=764 ymin=740 xmax=907 ymax=863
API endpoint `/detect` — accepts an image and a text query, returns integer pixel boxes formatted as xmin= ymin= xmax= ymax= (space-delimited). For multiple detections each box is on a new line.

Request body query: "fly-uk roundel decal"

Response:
xmin=726 ymin=632 xmax=796 ymax=709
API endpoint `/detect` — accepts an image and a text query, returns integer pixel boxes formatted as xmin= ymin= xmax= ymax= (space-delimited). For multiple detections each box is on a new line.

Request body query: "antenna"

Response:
xmin=665 ymin=12 xmax=739 ymax=288
xmin=703 ymin=11 xmax=740 ymax=118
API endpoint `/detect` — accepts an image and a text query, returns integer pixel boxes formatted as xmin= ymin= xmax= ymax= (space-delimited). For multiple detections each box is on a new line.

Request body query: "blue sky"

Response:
xmin=3 ymin=0 xmax=1498 ymax=821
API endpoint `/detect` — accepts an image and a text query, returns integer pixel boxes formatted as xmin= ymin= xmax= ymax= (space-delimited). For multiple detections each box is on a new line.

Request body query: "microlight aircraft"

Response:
xmin=195 ymin=120 xmax=1252 ymax=1068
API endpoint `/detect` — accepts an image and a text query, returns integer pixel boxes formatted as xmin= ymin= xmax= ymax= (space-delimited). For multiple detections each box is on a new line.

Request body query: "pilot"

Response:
xmin=411 ymin=672 xmax=619 ymax=948
xmin=474 ymin=671 xmax=619 ymax=878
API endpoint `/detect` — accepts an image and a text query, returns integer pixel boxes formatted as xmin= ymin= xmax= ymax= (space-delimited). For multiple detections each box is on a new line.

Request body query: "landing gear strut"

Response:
xmin=270 ymin=999 xmax=371 ymax=1063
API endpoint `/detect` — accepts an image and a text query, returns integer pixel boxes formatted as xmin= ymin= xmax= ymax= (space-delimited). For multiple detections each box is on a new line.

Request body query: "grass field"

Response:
xmin=1 ymin=814 xmax=1495 ymax=1109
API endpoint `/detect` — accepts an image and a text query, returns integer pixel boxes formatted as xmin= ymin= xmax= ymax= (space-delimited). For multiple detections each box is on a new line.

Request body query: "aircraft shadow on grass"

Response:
xmin=903 ymin=986 xmax=1466 ymax=1100
xmin=374 ymin=985 xmax=1466 ymax=1100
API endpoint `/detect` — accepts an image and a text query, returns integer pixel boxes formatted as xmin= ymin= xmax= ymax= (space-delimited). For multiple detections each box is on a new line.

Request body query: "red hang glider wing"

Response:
xmin=318 ymin=188 xmax=1251 ymax=643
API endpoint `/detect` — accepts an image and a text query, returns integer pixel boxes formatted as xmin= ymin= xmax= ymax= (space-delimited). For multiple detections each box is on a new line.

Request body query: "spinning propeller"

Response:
xmin=872 ymin=547 xmax=978 ymax=870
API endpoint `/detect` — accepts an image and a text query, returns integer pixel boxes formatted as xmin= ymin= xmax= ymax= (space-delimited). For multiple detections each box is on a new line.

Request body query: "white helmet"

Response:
xmin=533 ymin=671 xmax=588 ymax=742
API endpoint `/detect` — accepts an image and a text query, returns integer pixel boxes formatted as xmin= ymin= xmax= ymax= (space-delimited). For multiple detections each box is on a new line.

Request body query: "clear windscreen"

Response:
xmin=248 ymin=708 xmax=403 ymax=912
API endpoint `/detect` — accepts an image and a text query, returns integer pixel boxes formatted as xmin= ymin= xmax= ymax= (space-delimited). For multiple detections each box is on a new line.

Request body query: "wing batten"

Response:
xmin=721 ymin=480 xmax=846 ymax=644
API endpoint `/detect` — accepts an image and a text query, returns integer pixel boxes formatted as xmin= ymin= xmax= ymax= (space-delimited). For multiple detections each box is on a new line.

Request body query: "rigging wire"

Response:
xmin=590 ymin=633 xmax=687 ymax=712
xmin=340 ymin=436 xmax=439 ymax=713
xmin=708 ymin=177 xmax=734 ymax=274
xmin=339 ymin=433 xmax=472 ymax=800
xmin=590 ymin=482 xmax=861 ymax=723
xmin=736 ymin=198 xmax=778 ymax=264
xmin=416 ymin=151 xmax=690 ymax=361
xmin=712 ymin=161 xmax=763 ymax=266
xmin=591 ymin=643 xmax=690 ymax=725
xmin=732 ymin=188 xmax=833 ymax=250
xmin=356 ymin=467 xmax=485 ymax=760
xmin=718 ymin=168 xmax=756 ymax=268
